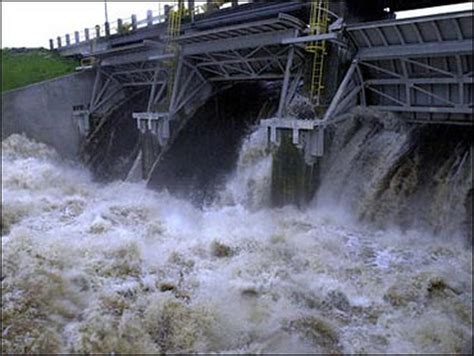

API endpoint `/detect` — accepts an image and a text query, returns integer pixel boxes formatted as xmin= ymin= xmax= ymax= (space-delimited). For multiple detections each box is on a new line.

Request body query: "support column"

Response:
xmin=169 ymin=55 xmax=184 ymax=115
xmin=131 ymin=15 xmax=137 ymax=30
xmin=188 ymin=0 xmax=195 ymax=22
xmin=277 ymin=46 xmax=295 ymax=118
xmin=147 ymin=68 xmax=162 ymax=111
xmin=322 ymin=60 xmax=358 ymax=121
xmin=147 ymin=10 xmax=153 ymax=27
xmin=188 ymin=0 xmax=195 ymax=13
xmin=117 ymin=18 xmax=123 ymax=34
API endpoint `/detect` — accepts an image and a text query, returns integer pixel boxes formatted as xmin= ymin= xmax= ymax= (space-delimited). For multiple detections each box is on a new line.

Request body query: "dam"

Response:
xmin=1 ymin=1 xmax=472 ymax=354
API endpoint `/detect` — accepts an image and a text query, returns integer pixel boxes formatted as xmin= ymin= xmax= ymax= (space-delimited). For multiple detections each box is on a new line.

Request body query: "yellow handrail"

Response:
xmin=305 ymin=0 xmax=330 ymax=106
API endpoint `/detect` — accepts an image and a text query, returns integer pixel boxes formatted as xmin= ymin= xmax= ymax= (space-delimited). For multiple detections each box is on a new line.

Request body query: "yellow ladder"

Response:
xmin=305 ymin=0 xmax=330 ymax=106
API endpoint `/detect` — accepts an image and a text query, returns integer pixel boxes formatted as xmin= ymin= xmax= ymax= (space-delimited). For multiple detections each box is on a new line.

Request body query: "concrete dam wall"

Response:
xmin=2 ymin=71 xmax=96 ymax=159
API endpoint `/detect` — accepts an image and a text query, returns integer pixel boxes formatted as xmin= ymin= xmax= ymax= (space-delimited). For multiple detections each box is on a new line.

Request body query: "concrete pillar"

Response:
xmin=49 ymin=39 xmax=54 ymax=50
xmin=117 ymin=18 xmax=123 ymax=34
xmin=74 ymin=31 xmax=80 ymax=44
xmin=65 ymin=34 xmax=71 ymax=46
xmin=131 ymin=14 xmax=137 ymax=30
xmin=232 ymin=0 xmax=238 ymax=7
xmin=84 ymin=28 xmax=90 ymax=41
xmin=57 ymin=36 xmax=62 ymax=48
xmin=105 ymin=22 xmax=110 ymax=37
xmin=95 ymin=25 xmax=101 ymax=38
xmin=147 ymin=10 xmax=153 ymax=27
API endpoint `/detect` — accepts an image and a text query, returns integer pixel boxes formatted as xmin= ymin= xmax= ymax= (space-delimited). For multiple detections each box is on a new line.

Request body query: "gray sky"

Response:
xmin=2 ymin=1 xmax=473 ymax=48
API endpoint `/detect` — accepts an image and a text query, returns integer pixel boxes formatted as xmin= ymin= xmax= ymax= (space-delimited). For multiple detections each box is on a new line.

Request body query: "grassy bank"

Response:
xmin=1 ymin=48 xmax=79 ymax=92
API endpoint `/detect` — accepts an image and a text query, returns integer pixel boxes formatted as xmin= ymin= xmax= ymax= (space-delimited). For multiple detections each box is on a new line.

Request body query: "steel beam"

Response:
xmin=365 ymin=77 xmax=473 ymax=85
xmin=365 ymin=85 xmax=406 ymax=106
xmin=346 ymin=10 xmax=472 ymax=31
xmin=170 ymin=55 xmax=184 ymax=114
xmin=208 ymin=74 xmax=288 ymax=82
xmin=357 ymin=40 xmax=473 ymax=60
xmin=277 ymin=46 xmax=295 ymax=118
xmin=182 ymin=29 xmax=298 ymax=56
xmin=323 ymin=61 xmax=359 ymax=121
xmin=281 ymin=32 xmax=338 ymax=45
xmin=367 ymin=105 xmax=472 ymax=114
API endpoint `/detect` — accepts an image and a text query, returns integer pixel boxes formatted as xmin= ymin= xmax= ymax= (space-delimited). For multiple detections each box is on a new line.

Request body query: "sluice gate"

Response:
xmin=54 ymin=0 xmax=472 ymax=183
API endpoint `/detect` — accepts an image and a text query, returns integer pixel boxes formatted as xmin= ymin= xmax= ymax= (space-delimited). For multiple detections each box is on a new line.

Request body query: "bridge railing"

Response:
xmin=49 ymin=1 xmax=244 ymax=51
xmin=49 ymin=9 xmax=168 ymax=50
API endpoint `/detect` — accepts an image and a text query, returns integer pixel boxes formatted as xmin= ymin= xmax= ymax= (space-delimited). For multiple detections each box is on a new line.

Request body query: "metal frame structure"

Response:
xmin=69 ymin=5 xmax=472 ymax=173
xmin=340 ymin=10 xmax=473 ymax=125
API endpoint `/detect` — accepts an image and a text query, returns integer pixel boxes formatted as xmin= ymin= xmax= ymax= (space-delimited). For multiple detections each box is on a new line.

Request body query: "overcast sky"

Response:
xmin=2 ymin=1 xmax=473 ymax=48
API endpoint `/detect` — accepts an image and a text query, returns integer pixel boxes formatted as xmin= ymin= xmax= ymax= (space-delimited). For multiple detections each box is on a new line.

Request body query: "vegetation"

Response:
xmin=1 ymin=48 xmax=79 ymax=92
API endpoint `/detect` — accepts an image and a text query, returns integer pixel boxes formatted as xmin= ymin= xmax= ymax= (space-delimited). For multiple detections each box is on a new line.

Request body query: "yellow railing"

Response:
xmin=164 ymin=3 xmax=186 ymax=108
xmin=305 ymin=0 xmax=330 ymax=106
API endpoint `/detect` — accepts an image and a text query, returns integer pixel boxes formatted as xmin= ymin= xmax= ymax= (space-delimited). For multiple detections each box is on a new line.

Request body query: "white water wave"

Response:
xmin=2 ymin=133 xmax=472 ymax=354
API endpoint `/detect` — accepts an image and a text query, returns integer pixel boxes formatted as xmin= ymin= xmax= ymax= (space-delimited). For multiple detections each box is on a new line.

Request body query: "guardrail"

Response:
xmin=49 ymin=1 xmax=242 ymax=51
xmin=50 ymin=9 xmax=170 ymax=50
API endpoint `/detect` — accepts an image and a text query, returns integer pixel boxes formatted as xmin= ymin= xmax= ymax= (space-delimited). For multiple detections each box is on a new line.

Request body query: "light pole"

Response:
xmin=104 ymin=0 xmax=109 ymax=24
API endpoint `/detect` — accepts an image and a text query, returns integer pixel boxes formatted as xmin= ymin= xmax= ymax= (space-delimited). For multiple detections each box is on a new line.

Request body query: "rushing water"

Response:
xmin=1 ymin=128 xmax=472 ymax=354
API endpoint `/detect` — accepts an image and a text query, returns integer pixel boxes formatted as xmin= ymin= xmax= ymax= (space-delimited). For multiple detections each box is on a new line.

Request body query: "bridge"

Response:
xmin=51 ymin=0 xmax=472 ymax=179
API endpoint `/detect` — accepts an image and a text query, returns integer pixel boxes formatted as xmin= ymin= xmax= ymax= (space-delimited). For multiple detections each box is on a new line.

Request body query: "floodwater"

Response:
xmin=2 ymin=130 xmax=472 ymax=354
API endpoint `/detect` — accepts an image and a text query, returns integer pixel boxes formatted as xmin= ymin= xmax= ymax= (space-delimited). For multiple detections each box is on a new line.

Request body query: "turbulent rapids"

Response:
xmin=1 ymin=121 xmax=472 ymax=353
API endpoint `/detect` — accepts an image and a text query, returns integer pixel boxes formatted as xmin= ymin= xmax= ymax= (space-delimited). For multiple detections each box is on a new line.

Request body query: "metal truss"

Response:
xmin=131 ymin=54 xmax=209 ymax=150
xmin=100 ymin=60 xmax=168 ymax=88
xmin=359 ymin=56 xmax=473 ymax=116
xmin=336 ymin=10 xmax=474 ymax=124
xmin=185 ymin=44 xmax=305 ymax=83
xmin=88 ymin=68 xmax=125 ymax=116
xmin=322 ymin=60 xmax=366 ymax=122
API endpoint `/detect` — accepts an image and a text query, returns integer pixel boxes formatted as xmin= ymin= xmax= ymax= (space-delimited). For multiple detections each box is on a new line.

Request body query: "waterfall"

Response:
xmin=315 ymin=109 xmax=473 ymax=240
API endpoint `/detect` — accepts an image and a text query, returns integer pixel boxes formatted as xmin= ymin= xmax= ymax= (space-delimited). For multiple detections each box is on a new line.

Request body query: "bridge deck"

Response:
xmin=55 ymin=1 xmax=307 ymax=58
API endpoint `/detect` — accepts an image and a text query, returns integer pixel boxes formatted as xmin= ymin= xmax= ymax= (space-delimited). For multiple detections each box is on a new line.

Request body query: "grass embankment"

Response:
xmin=1 ymin=48 xmax=79 ymax=92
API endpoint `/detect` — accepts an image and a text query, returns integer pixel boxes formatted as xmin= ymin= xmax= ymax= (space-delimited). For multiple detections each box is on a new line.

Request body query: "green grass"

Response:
xmin=1 ymin=48 xmax=79 ymax=92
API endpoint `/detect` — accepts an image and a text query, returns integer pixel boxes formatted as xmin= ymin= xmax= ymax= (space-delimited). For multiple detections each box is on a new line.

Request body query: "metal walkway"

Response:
xmin=325 ymin=10 xmax=473 ymax=125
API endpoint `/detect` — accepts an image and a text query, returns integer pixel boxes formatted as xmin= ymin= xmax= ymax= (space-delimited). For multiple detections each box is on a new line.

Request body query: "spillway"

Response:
xmin=2 ymin=122 xmax=471 ymax=353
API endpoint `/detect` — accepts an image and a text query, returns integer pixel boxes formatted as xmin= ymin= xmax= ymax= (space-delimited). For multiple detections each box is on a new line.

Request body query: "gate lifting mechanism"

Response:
xmin=261 ymin=0 xmax=329 ymax=162
xmin=132 ymin=1 xmax=185 ymax=147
